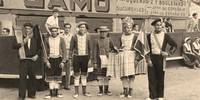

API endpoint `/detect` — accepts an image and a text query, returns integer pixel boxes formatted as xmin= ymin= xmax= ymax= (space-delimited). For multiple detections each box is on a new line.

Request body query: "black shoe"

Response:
xmin=127 ymin=88 xmax=133 ymax=98
xmin=105 ymin=91 xmax=112 ymax=96
xmin=104 ymin=85 xmax=112 ymax=96
xmin=28 ymin=95 xmax=36 ymax=99
xmin=64 ymin=87 xmax=70 ymax=90
xmin=124 ymin=88 xmax=128 ymax=97
xmin=119 ymin=88 xmax=126 ymax=98
xmin=18 ymin=97 xmax=25 ymax=100
xmin=98 ymin=85 xmax=103 ymax=96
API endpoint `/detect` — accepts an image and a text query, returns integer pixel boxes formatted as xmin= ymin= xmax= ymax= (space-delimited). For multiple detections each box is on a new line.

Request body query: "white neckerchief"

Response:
xmin=151 ymin=31 xmax=165 ymax=54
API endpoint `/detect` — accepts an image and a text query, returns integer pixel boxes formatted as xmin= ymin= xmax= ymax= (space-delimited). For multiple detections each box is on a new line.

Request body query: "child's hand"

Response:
xmin=147 ymin=60 xmax=153 ymax=67
xmin=31 ymin=55 xmax=38 ymax=62
xmin=59 ymin=62 xmax=65 ymax=69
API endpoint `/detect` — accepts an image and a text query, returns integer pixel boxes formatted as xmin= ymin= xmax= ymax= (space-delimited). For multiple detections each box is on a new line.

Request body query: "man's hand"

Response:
xmin=46 ymin=61 xmax=51 ymax=69
xmin=23 ymin=37 xmax=29 ymax=44
xmin=147 ymin=60 xmax=153 ymax=67
xmin=161 ymin=51 xmax=168 ymax=56
xmin=31 ymin=55 xmax=38 ymax=61
xmin=60 ymin=62 xmax=65 ymax=69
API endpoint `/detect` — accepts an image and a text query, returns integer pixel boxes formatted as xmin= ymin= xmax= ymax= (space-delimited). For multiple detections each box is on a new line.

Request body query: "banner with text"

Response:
xmin=116 ymin=0 xmax=190 ymax=17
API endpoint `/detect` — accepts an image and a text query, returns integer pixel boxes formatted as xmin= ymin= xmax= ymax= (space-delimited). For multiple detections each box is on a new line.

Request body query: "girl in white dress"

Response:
xmin=119 ymin=17 xmax=138 ymax=98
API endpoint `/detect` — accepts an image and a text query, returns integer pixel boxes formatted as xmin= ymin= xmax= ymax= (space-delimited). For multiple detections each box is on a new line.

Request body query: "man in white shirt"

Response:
xmin=45 ymin=9 xmax=60 ymax=35
xmin=146 ymin=19 xmax=177 ymax=100
xmin=61 ymin=23 xmax=73 ymax=90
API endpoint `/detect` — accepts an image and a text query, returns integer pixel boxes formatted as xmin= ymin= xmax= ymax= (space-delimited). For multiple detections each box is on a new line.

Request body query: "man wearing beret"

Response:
xmin=146 ymin=19 xmax=177 ymax=100
xmin=13 ymin=23 xmax=41 ymax=100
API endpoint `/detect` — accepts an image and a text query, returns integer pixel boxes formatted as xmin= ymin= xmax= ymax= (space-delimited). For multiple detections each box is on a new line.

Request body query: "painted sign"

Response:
xmin=0 ymin=0 xmax=111 ymax=13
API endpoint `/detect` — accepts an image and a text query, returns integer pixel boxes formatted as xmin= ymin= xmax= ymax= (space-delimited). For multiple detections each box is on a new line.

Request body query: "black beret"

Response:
xmin=192 ymin=13 xmax=198 ymax=17
xmin=23 ymin=23 xmax=33 ymax=28
xmin=151 ymin=19 xmax=162 ymax=26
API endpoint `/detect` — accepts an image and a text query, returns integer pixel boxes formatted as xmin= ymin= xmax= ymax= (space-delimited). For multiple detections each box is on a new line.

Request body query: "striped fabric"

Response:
xmin=107 ymin=53 xmax=120 ymax=78
xmin=135 ymin=58 xmax=147 ymax=75
xmin=107 ymin=51 xmax=135 ymax=78
xmin=107 ymin=52 xmax=147 ymax=78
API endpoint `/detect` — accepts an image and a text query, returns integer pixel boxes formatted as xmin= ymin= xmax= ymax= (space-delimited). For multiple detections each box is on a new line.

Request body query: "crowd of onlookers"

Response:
xmin=183 ymin=36 xmax=200 ymax=69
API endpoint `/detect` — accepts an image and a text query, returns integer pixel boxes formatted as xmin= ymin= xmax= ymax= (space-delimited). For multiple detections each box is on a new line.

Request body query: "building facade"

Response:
xmin=0 ymin=0 xmax=190 ymax=35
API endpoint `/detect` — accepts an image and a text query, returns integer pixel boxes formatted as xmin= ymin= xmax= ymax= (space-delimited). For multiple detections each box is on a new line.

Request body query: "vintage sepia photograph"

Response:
xmin=0 ymin=0 xmax=199 ymax=100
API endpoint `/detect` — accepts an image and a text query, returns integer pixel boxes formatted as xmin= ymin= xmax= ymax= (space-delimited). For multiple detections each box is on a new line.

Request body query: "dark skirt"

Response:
xmin=45 ymin=57 xmax=62 ymax=82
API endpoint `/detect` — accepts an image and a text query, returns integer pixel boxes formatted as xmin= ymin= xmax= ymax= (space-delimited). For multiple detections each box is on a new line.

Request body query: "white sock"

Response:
xmin=74 ymin=75 xmax=80 ymax=86
xmin=104 ymin=77 xmax=110 ymax=86
xmin=98 ymin=76 xmax=104 ymax=86
xmin=81 ymin=75 xmax=87 ymax=86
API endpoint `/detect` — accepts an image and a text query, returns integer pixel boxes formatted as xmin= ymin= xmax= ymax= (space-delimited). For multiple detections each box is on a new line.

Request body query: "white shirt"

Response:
xmin=151 ymin=32 xmax=165 ymax=54
xmin=49 ymin=36 xmax=60 ymax=58
xmin=77 ymin=34 xmax=87 ymax=55
xmin=46 ymin=15 xmax=59 ymax=28
xmin=63 ymin=33 xmax=73 ymax=50
xmin=28 ymin=38 xmax=31 ymax=49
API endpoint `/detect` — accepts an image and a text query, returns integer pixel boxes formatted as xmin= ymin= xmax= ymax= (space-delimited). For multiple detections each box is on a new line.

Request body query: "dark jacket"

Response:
xmin=93 ymin=37 xmax=117 ymax=64
xmin=13 ymin=35 xmax=41 ymax=58
xmin=147 ymin=33 xmax=177 ymax=55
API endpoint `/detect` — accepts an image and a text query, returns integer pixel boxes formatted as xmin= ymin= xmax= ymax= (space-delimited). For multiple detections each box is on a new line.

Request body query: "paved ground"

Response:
xmin=0 ymin=61 xmax=200 ymax=100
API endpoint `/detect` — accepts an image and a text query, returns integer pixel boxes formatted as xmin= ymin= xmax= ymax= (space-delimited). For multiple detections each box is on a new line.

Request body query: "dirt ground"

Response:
xmin=0 ymin=61 xmax=200 ymax=100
